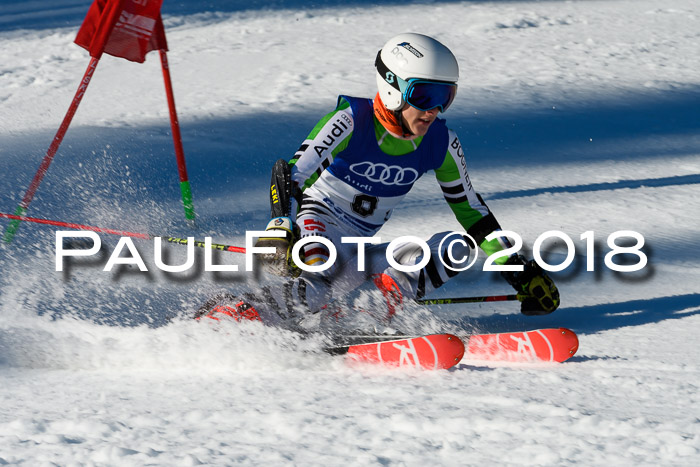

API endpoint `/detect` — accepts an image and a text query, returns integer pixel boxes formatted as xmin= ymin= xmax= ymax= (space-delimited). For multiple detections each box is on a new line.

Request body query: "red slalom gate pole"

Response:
xmin=0 ymin=212 xmax=246 ymax=254
xmin=159 ymin=49 xmax=196 ymax=227
xmin=3 ymin=56 xmax=100 ymax=244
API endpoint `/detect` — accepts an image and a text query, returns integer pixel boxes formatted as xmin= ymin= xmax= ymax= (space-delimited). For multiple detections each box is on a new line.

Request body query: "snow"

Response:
xmin=1 ymin=0 xmax=699 ymax=464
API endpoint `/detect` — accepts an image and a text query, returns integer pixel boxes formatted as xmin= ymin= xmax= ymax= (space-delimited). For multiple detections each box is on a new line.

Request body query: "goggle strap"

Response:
xmin=375 ymin=50 xmax=402 ymax=92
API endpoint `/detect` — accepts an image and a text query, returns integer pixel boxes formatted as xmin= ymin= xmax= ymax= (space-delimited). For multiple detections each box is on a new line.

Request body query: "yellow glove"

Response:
xmin=502 ymin=255 xmax=560 ymax=315
xmin=254 ymin=217 xmax=301 ymax=277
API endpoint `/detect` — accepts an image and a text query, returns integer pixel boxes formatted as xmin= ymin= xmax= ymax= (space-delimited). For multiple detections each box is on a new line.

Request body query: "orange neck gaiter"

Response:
xmin=373 ymin=93 xmax=412 ymax=138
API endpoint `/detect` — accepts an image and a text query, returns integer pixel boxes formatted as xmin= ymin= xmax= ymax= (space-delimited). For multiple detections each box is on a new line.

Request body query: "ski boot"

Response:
xmin=371 ymin=273 xmax=404 ymax=324
xmin=195 ymin=281 xmax=315 ymax=331
xmin=194 ymin=293 xmax=263 ymax=323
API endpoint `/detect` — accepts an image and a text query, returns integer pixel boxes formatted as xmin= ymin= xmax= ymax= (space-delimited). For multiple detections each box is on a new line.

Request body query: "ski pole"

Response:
xmin=0 ymin=212 xmax=245 ymax=254
xmin=415 ymin=294 xmax=525 ymax=305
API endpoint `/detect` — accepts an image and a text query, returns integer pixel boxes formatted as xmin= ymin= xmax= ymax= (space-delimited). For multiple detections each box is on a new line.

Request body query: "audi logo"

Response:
xmin=349 ymin=162 xmax=420 ymax=186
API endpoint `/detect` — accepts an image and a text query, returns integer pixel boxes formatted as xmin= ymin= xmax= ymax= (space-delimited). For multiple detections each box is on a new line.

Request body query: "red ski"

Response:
xmin=465 ymin=327 xmax=579 ymax=363
xmin=193 ymin=295 xmax=578 ymax=367
xmin=328 ymin=334 xmax=466 ymax=370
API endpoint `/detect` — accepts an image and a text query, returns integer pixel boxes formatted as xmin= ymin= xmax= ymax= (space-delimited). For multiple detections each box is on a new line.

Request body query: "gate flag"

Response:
xmin=75 ymin=0 xmax=167 ymax=62
xmin=3 ymin=0 xmax=196 ymax=243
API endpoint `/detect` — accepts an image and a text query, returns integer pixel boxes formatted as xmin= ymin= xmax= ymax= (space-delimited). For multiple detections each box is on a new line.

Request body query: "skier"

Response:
xmin=201 ymin=33 xmax=559 ymax=329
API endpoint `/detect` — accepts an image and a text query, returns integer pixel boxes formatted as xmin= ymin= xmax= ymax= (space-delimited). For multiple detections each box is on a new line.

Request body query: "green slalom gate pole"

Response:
xmin=160 ymin=49 xmax=196 ymax=227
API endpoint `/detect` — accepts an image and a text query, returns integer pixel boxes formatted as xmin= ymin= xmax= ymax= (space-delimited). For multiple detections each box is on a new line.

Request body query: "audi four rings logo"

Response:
xmin=349 ymin=162 xmax=420 ymax=186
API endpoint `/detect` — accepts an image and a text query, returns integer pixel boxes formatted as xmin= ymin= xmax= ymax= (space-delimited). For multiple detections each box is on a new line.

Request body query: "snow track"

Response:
xmin=1 ymin=0 xmax=699 ymax=464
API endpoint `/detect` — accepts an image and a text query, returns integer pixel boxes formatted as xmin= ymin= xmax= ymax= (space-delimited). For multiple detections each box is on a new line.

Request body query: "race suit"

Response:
xmin=282 ymin=96 xmax=509 ymax=314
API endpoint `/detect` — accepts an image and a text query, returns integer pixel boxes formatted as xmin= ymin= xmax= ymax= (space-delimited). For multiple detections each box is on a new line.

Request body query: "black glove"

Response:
xmin=501 ymin=255 xmax=560 ymax=315
xmin=254 ymin=217 xmax=301 ymax=277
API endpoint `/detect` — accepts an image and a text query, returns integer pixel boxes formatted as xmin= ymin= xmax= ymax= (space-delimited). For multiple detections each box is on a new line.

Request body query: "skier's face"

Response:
xmin=401 ymin=105 xmax=439 ymax=136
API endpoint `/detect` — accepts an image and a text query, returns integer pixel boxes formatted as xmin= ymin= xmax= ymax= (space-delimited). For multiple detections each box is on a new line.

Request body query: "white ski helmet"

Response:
xmin=375 ymin=33 xmax=459 ymax=112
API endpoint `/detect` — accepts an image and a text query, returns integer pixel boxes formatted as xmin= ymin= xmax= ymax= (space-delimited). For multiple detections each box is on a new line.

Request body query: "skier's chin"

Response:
xmin=412 ymin=119 xmax=434 ymax=136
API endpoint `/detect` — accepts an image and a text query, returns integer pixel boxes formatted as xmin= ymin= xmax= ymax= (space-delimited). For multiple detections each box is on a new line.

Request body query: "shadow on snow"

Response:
xmin=486 ymin=173 xmax=700 ymax=202
xmin=0 ymin=0 xmax=531 ymax=32
xmin=454 ymin=293 xmax=700 ymax=337
xmin=1 ymin=85 xmax=699 ymax=328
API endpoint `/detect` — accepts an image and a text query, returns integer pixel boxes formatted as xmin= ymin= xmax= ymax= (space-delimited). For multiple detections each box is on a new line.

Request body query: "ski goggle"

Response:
xmin=375 ymin=50 xmax=457 ymax=113
xmin=402 ymin=79 xmax=457 ymax=113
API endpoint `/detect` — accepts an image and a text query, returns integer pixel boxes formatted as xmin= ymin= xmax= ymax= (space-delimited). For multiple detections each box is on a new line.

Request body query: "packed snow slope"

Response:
xmin=1 ymin=0 xmax=699 ymax=465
